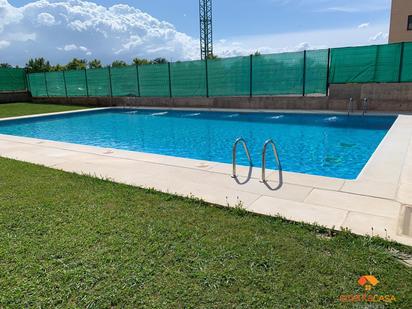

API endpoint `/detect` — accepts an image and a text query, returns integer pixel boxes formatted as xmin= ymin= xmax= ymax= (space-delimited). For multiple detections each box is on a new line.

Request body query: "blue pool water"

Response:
xmin=0 ymin=109 xmax=396 ymax=179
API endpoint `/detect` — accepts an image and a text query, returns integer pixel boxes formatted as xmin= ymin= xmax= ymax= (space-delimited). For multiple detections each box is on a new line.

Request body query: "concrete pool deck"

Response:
xmin=1 ymin=107 xmax=412 ymax=246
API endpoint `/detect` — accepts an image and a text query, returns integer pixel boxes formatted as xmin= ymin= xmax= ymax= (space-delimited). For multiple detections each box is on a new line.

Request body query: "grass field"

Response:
xmin=0 ymin=103 xmax=411 ymax=308
xmin=0 ymin=102 xmax=88 ymax=118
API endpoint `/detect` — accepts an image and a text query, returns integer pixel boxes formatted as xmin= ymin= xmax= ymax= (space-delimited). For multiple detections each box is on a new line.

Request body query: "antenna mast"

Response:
xmin=199 ymin=0 xmax=213 ymax=60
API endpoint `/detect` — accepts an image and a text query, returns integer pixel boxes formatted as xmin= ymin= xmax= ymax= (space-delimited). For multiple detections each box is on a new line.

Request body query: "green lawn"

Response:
xmin=0 ymin=103 xmax=411 ymax=308
xmin=0 ymin=102 xmax=88 ymax=118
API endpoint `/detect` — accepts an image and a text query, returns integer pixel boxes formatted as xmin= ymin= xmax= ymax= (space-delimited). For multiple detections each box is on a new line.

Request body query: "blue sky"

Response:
xmin=10 ymin=0 xmax=392 ymax=38
xmin=1 ymin=0 xmax=392 ymax=65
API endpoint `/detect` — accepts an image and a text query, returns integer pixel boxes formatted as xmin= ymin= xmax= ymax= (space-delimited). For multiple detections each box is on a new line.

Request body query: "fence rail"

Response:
xmin=2 ymin=42 xmax=412 ymax=97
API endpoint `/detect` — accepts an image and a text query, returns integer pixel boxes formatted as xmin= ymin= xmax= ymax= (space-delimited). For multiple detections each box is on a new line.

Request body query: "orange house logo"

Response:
xmin=340 ymin=275 xmax=396 ymax=304
xmin=358 ymin=275 xmax=379 ymax=291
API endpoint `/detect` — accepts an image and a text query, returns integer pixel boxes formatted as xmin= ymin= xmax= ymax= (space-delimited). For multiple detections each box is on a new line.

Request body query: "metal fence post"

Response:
xmin=44 ymin=72 xmax=49 ymax=97
xmin=62 ymin=71 xmax=68 ymax=98
xmin=26 ymin=71 xmax=31 ymax=94
xmin=249 ymin=54 xmax=253 ymax=98
xmin=302 ymin=50 xmax=307 ymax=96
xmin=136 ymin=64 xmax=141 ymax=97
xmin=22 ymin=69 xmax=28 ymax=91
xmin=108 ymin=67 xmax=113 ymax=98
xmin=168 ymin=62 xmax=172 ymax=98
xmin=326 ymin=48 xmax=331 ymax=96
xmin=84 ymin=69 xmax=89 ymax=97
xmin=373 ymin=45 xmax=380 ymax=82
xmin=205 ymin=58 xmax=209 ymax=97
xmin=398 ymin=42 xmax=405 ymax=83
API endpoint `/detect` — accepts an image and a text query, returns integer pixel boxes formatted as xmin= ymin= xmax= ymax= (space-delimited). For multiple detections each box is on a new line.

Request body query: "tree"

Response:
xmin=66 ymin=58 xmax=87 ymax=70
xmin=132 ymin=57 xmax=151 ymax=65
xmin=111 ymin=60 xmax=127 ymax=68
xmin=0 ymin=63 xmax=12 ymax=68
xmin=254 ymin=51 xmax=261 ymax=56
xmin=207 ymin=54 xmax=219 ymax=60
xmin=51 ymin=64 xmax=65 ymax=71
xmin=25 ymin=58 xmax=52 ymax=73
xmin=152 ymin=57 xmax=168 ymax=64
xmin=88 ymin=59 xmax=102 ymax=69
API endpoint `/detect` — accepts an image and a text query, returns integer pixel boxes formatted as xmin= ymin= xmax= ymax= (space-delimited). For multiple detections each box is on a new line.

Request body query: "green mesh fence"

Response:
xmin=208 ymin=56 xmax=250 ymax=96
xmin=374 ymin=43 xmax=402 ymax=82
xmin=252 ymin=52 xmax=304 ymax=95
xmin=139 ymin=63 xmax=170 ymax=97
xmin=86 ymin=68 xmax=111 ymax=96
xmin=28 ymin=73 xmax=47 ymax=97
xmin=111 ymin=65 xmax=139 ymax=96
xmin=45 ymin=71 xmax=66 ymax=97
xmin=401 ymin=42 xmax=412 ymax=82
xmin=26 ymin=43 xmax=412 ymax=99
xmin=171 ymin=60 xmax=206 ymax=97
xmin=330 ymin=43 xmax=403 ymax=83
xmin=330 ymin=46 xmax=377 ymax=83
xmin=0 ymin=68 xmax=26 ymax=91
xmin=305 ymin=50 xmax=329 ymax=95
xmin=65 ymin=70 xmax=87 ymax=96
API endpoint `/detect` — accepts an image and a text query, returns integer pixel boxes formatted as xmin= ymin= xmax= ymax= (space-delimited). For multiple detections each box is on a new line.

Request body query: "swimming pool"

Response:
xmin=0 ymin=108 xmax=396 ymax=179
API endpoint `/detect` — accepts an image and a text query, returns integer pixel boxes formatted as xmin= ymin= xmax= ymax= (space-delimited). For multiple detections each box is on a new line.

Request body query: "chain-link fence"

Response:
xmin=21 ymin=42 xmax=412 ymax=98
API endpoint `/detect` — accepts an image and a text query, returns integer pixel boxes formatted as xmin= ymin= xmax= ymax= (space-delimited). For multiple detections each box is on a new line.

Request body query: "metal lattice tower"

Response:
xmin=199 ymin=0 xmax=213 ymax=60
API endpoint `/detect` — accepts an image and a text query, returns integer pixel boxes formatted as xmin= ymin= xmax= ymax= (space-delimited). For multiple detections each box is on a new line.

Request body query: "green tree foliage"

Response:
xmin=132 ymin=57 xmax=151 ymax=65
xmin=51 ymin=64 xmax=66 ymax=71
xmin=0 ymin=63 xmax=12 ymax=68
xmin=25 ymin=58 xmax=52 ymax=73
xmin=207 ymin=54 xmax=219 ymax=60
xmin=66 ymin=58 xmax=87 ymax=70
xmin=88 ymin=59 xmax=102 ymax=69
xmin=152 ymin=57 xmax=168 ymax=64
xmin=111 ymin=60 xmax=127 ymax=68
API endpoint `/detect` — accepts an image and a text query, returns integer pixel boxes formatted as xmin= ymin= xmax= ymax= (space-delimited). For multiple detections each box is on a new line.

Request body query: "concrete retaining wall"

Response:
xmin=32 ymin=96 xmax=330 ymax=110
xmin=0 ymin=91 xmax=31 ymax=104
xmin=8 ymin=82 xmax=412 ymax=112
xmin=328 ymin=83 xmax=412 ymax=112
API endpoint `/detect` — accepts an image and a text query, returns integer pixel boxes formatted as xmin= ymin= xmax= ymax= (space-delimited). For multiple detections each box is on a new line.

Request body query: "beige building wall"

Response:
xmin=389 ymin=0 xmax=412 ymax=43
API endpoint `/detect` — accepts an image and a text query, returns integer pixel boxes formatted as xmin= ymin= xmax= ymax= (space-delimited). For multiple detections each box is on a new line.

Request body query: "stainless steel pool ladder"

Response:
xmin=232 ymin=138 xmax=252 ymax=178
xmin=348 ymin=97 xmax=354 ymax=116
xmin=261 ymin=139 xmax=281 ymax=183
xmin=362 ymin=97 xmax=368 ymax=116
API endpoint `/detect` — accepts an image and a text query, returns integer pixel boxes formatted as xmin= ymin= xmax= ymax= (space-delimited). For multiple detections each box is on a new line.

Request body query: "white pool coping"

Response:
xmin=1 ymin=107 xmax=412 ymax=246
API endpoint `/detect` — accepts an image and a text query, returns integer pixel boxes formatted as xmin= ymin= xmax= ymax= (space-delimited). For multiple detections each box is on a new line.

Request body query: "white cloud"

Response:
xmin=0 ymin=40 xmax=10 ymax=49
xmin=37 ymin=12 xmax=56 ymax=26
xmin=0 ymin=0 xmax=24 ymax=32
xmin=58 ymin=44 xmax=78 ymax=51
xmin=358 ymin=23 xmax=370 ymax=29
xmin=369 ymin=32 xmax=388 ymax=42
xmin=214 ymin=40 xmax=325 ymax=58
xmin=57 ymin=43 xmax=92 ymax=55
xmin=213 ymin=23 xmax=389 ymax=57
xmin=316 ymin=0 xmax=390 ymax=13
xmin=0 ymin=0 xmax=198 ymax=65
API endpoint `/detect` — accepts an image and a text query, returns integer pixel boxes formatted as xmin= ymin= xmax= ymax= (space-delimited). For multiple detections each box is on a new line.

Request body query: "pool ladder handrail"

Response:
xmin=261 ymin=139 xmax=281 ymax=183
xmin=362 ymin=97 xmax=368 ymax=116
xmin=232 ymin=138 xmax=252 ymax=178
xmin=348 ymin=97 xmax=354 ymax=116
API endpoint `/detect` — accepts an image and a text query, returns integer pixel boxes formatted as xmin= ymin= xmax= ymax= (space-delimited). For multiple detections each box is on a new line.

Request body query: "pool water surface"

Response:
xmin=0 ymin=108 xmax=396 ymax=179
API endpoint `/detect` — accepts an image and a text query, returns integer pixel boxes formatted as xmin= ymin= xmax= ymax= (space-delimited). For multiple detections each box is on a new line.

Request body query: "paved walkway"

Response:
xmin=1 ymin=109 xmax=411 ymax=246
